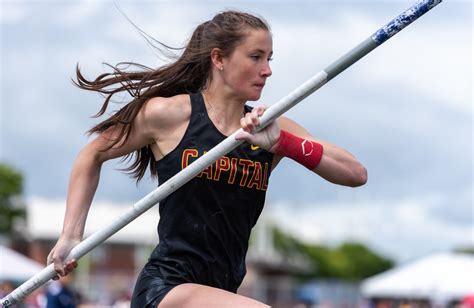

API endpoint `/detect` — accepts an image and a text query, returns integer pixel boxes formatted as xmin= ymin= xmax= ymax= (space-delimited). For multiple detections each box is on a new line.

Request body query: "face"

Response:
xmin=220 ymin=29 xmax=273 ymax=101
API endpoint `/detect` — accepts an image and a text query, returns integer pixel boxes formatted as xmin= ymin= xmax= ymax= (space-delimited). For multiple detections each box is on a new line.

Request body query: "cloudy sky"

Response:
xmin=1 ymin=0 xmax=472 ymax=263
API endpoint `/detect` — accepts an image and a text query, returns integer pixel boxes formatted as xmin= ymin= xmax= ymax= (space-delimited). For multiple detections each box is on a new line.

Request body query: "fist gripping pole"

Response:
xmin=1 ymin=0 xmax=441 ymax=306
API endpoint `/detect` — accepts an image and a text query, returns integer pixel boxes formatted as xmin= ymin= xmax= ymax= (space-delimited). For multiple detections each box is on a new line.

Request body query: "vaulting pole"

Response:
xmin=1 ymin=0 xmax=441 ymax=306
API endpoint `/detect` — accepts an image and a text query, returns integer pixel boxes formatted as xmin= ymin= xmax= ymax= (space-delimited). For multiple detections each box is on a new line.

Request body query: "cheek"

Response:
xmin=232 ymin=67 xmax=255 ymax=88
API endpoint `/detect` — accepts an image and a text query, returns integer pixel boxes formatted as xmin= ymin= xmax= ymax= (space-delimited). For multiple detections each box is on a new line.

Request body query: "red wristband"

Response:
xmin=273 ymin=130 xmax=324 ymax=170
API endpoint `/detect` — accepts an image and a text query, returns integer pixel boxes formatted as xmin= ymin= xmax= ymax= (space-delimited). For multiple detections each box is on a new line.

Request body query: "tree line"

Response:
xmin=272 ymin=226 xmax=394 ymax=280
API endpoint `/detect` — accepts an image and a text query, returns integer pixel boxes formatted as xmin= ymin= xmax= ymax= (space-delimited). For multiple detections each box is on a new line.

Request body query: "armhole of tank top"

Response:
xmin=155 ymin=94 xmax=195 ymax=163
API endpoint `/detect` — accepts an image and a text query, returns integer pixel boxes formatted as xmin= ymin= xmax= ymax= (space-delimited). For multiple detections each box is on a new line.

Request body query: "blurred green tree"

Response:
xmin=273 ymin=227 xmax=393 ymax=280
xmin=0 ymin=163 xmax=26 ymax=236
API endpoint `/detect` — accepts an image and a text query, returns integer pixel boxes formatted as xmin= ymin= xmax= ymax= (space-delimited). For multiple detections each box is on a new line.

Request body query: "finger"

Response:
xmin=65 ymin=260 xmax=78 ymax=270
xmin=256 ymin=105 xmax=267 ymax=116
xmin=251 ymin=106 xmax=260 ymax=116
xmin=240 ymin=117 xmax=250 ymax=132
xmin=242 ymin=113 xmax=254 ymax=132
xmin=46 ymin=249 xmax=56 ymax=265
xmin=52 ymin=257 xmax=65 ymax=276
xmin=234 ymin=130 xmax=252 ymax=142
xmin=65 ymin=259 xmax=75 ymax=266
xmin=245 ymin=112 xmax=257 ymax=131
xmin=253 ymin=106 xmax=267 ymax=126
xmin=251 ymin=113 xmax=260 ymax=127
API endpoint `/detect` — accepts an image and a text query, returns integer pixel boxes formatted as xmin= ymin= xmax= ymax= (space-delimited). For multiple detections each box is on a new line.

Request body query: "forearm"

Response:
xmin=271 ymin=127 xmax=366 ymax=187
xmin=272 ymin=117 xmax=367 ymax=187
xmin=313 ymin=142 xmax=367 ymax=187
xmin=61 ymin=148 xmax=102 ymax=240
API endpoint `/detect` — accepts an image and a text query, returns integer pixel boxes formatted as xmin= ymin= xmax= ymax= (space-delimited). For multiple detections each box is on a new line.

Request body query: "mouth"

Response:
xmin=253 ymin=83 xmax=265 ymax=89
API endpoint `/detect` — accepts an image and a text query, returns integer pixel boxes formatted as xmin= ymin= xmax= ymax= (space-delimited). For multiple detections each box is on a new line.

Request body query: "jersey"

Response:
xmin=149 ymin=92 xmax=274 ymax=292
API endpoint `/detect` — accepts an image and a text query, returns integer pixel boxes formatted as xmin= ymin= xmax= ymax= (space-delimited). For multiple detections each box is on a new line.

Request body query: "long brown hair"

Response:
xmin=75 ymin=11 xmax=270 ymax=182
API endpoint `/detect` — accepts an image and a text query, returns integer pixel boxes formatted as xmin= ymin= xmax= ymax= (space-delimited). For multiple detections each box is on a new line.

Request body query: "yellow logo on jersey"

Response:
xmin=250 ymin=145 xmax=260 ymax=151
xmin=181 ymin=148 xmax=269 ymax=191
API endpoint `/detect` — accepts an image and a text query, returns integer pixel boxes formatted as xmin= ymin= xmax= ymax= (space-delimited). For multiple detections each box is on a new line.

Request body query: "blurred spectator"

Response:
xmin=460 ymin=295 xmax=474 ymax=308
xmin=24 ymin=287 xmax=47 ymax=308
xmin=0 ymin=281 xmax=24 ymax=308
xmin=112 ymin=290 xmax=131 ymax=308
xmin=0 ymin=280 xmax=15 ymax=299
xmin=45 ymin=275 xmax=80 ymax=308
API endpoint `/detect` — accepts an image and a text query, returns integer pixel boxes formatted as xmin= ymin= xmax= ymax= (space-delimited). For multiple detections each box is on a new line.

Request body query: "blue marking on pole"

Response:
xmin=372 ymin=0 xmax=442 ymax=45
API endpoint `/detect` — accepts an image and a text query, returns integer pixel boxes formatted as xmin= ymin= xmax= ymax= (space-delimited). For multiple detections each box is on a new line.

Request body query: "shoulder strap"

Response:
xmin=190 ymin=92 xmax=206 ymax=115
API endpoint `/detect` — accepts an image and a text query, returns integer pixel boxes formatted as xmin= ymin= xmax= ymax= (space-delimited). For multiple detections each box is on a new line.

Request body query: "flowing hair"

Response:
xmin=75 ymin=10 xmax=270 ymax=183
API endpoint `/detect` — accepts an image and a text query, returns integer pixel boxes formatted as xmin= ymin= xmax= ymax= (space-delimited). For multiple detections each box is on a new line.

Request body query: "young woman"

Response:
xmin=47 ymin=10 xmax=367 ymax=308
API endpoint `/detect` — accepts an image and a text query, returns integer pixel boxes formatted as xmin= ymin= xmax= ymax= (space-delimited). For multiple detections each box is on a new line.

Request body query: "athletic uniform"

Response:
xmin=131 ymin=93 xmax=274 ymax=307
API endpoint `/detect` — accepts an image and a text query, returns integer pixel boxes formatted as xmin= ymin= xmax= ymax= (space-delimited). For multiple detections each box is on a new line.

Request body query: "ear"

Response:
xmin=210 ymin=48 xmax=224 ymax=71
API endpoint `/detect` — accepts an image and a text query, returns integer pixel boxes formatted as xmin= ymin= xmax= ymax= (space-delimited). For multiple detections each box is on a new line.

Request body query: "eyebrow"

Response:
xmin=253 ymin=49 xmax=273 ymax=56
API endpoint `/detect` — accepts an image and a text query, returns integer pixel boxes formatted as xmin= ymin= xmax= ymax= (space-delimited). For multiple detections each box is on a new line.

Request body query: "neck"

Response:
xmin=202 ymin=85 xmax=246 ymax=132
xmin=202 ymin=87 xmax=245 ymax=121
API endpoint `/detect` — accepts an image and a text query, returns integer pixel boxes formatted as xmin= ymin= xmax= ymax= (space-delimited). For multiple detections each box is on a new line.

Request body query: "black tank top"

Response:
xmin=149 ymin=93 xmax=274 ymax=292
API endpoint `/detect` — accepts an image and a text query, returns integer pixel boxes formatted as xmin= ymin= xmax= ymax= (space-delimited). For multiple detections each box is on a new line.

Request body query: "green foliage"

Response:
xmin=0 ymin=163 xmax=25 ymax=235
xmin=272 ymin=227 xmax=394 ymax=281
xmin=338 ymin=242 xmax=394 ymax=279
xmin=453 ymin=246 xmax=474 ymax=254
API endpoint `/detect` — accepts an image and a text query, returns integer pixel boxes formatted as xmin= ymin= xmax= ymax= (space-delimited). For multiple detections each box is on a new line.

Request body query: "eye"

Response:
xmin=267 ymin=56 xmax=273 ymax=62
xmin=250 ymin=55 xmax=261 ymax=61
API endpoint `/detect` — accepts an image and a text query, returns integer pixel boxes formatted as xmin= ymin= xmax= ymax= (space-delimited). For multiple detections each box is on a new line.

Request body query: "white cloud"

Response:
xmin=103 ymin=2 xmax=205 ymax=46
xmin=362 ymin=28 xmax=472 ymax=113
xmin=0 ymin=2 xmax=29 ymax=24
xmin=269 ymin=3 xmax=471 ymax=114
xmin=56 ymin=1 xmax=104 ymax=25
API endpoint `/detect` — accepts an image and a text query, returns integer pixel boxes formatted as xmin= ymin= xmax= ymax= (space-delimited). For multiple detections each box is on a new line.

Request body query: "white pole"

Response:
xmin=1 ymin=0 xmax=441 ymax=305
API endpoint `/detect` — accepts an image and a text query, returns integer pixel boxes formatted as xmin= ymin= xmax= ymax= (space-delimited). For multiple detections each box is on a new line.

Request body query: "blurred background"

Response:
xmin=1 ymin=0 xmax=472 ymax=307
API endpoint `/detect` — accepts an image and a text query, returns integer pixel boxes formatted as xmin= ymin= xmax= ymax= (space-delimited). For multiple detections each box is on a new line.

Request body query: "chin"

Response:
xmin=248 ymin=95 xmax=261 ymax=101
xmin=247 ymin=90 xmax=263 ymax=101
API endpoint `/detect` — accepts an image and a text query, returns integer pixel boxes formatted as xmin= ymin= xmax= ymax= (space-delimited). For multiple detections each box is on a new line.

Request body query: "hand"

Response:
xmin=235 ymin=105 xmax=280 ymax=152
xmin=47 ymin=237 xmax=80 ymax=280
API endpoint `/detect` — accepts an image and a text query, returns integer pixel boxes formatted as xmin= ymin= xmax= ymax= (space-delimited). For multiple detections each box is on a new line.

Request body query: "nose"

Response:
xmin=261 ymin=61 xmax=272 ymax=78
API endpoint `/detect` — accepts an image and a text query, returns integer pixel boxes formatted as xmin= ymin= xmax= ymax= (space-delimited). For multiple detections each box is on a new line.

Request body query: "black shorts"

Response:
xmin=131 ymin=262 xmax=177 ymax=308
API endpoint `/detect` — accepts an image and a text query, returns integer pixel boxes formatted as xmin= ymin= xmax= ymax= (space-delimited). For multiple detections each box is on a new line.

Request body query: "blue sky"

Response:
xmin=0 ymin=0 xmax=472 ymax=263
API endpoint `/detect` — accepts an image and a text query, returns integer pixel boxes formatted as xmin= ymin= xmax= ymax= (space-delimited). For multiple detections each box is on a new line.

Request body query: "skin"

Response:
xmin=48 ymin=28 xmax=367 ymax=307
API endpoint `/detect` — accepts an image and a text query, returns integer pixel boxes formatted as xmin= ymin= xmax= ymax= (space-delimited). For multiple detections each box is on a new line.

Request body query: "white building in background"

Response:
xmin=26 ymin=197 xmax=160 ymax=245
xmin=361 ymin=252 xmax=474 ymax=307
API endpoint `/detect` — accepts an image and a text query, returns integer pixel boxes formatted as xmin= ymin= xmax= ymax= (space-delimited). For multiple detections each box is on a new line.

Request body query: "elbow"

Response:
xmin=349 ymin=165 xmax=368 ymax=187
xmin=79 ymin=144 xmax=106 ymax=168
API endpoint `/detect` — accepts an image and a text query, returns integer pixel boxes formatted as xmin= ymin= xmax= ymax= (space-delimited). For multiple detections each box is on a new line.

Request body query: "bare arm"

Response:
xmin=48 ymin=95 xmax=189 ymax=277
xmin=274 ymin=116 xmax=367 ymax=187
xmin=48 ymin=124 xmax=151 ymax=277
xmin=61 ymin=125 xmax=151 ymax=240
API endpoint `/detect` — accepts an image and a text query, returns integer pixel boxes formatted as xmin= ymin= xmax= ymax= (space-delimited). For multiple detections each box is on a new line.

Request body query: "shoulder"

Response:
xmin=140 ymin=94 xmax=191 ymax=132
xmin=143 ymin=94 xmax=191 ymax=123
